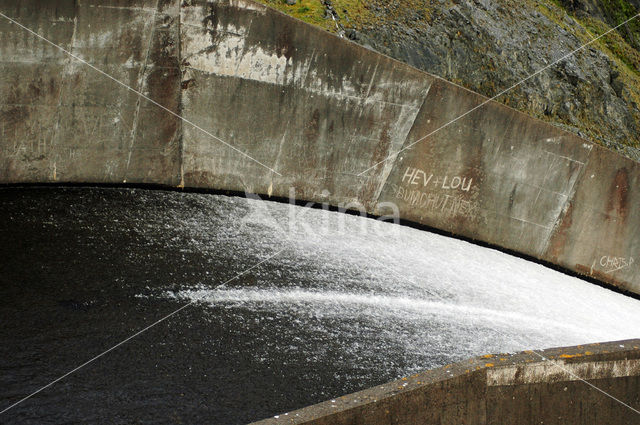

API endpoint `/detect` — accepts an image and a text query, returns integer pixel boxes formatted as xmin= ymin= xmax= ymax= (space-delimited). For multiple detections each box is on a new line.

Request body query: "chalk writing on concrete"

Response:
xmin=391 ymin=183 xmax=478 ymax=219
xmin=10 ymin=120 xmax=55 ymax=158
xmin=599 ymin=256 xmax=634 ymax=274
xmin=401 ymin=166 xmax=473 ymax=192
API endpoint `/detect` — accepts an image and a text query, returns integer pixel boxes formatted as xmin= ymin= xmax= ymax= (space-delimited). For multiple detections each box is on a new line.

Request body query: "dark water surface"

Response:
xmin=1 ymin=187 xmax=639 ymax=424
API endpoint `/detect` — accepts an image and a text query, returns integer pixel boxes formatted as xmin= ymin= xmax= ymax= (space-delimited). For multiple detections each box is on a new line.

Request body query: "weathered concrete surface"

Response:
xmin=0 ymin=0 xmax=639 ymax=293
xmin=0 ymin=0 xmax=182 ymax=186
xmin=251 ymin=340 xmax=640 ymax=425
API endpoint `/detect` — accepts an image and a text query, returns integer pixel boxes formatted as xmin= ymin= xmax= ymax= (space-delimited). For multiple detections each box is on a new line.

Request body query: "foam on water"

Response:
xmin=148 ymin=193 xmax=640 ymax=375
xmin=168 ymin=287 xmax=593 ymax=338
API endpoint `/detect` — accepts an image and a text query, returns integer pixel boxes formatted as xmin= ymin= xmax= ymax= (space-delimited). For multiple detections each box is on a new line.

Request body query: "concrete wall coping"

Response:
xmin=251 ymin=339 xmax=640 ymax=424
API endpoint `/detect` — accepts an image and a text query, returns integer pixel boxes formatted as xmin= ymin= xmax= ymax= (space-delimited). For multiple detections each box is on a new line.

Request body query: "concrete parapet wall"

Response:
xmin=0 ymin=0 xmax=639 ymax=294
xmin=251 ymin=340 xmax=640 ymax=425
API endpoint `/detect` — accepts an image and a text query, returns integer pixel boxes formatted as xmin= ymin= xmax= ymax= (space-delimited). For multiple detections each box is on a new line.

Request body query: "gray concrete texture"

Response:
xmin=251 ymin=340 xmax=640 ymax=425
xmin=0 ymin=0 xmax=639 ymax=294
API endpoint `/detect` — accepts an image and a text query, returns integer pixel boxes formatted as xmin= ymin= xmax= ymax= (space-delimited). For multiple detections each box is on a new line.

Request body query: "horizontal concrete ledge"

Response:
xmin=252 ymin=339 xmax=640 ymax=425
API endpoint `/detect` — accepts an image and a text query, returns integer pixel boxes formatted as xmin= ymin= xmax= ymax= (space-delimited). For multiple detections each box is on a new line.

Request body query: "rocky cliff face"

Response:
xmin=258 ymin=0 xmax=640 ymax=161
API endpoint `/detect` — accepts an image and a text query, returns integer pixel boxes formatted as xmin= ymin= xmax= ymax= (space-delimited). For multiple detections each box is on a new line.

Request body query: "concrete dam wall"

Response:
xmin=1 ymin=0 xmax=639 ymax=297
xmin=251 ymin=339 xmax=640 ymax=425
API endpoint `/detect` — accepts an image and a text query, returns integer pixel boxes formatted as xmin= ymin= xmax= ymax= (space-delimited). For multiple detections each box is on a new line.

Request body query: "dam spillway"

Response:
xmin=1 ymin=187 xmax=639 ymax=423
xmin=1 ymin=0 xmax=639 ymax=295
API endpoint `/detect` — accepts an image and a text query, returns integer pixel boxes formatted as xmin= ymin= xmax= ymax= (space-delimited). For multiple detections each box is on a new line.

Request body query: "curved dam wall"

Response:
xmin=251 ymin=339 xmax=640 ymax=425
xmin=0 ymin=0 xmax=639 ymax=294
